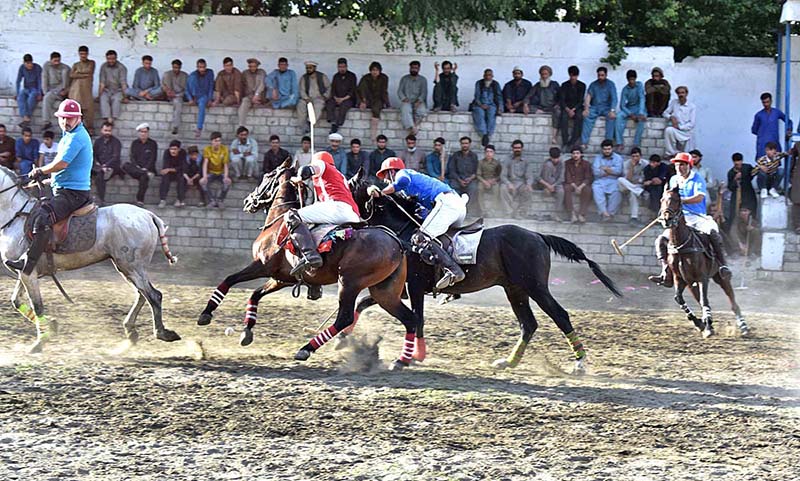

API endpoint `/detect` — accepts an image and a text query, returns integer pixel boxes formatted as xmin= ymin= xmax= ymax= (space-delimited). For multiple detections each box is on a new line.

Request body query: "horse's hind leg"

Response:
xmin=122 ymin=293 xmax=147 ymax=344
xmin=367 ymin=268 xmax=419 ymax=370
xmin=18 ymin=275 xmax=50 ymax=353
xmin=529 ymin=288 xmax=587 ymax=374
xmin=113 ymin=260 xmax=180 ymax=342
xmin=492 ymin=285 xmax=539 ymax=370
xmin=676 ymin=280 xmax=703 ymax=331
xmin=294 ymin=284 xmax=361 ymax=362
xmin=199 ymin=260 xmax=267 ymax=326
xmin=698 ymin=278 xmax=714 ymax=339
xmin=239 ymin=279 xmax=291 ymax=347
xmin=714 ymin=275 xmax=749 ymax=336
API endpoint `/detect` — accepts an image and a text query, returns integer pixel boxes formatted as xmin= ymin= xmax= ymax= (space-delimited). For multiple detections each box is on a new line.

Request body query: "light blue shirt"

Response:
xmin=587 ymin=79 xmax=617 ymax=112
xmin=591 ymin=153 xmax=624 ymax=185
xmin=391 ymin=169 xmax=453 ymax=211
xmin=267 ymin=69 xmax=299 ymax=101
xmin=52 ymin=123 xmax=93 ymax=192
xmin=619 ymin=81 xmax=646 ymax=115
xmin=669 ymin=170 xmax=707 ymax=216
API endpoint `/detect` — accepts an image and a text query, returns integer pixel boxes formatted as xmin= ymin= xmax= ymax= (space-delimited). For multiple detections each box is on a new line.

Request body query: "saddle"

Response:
xmin=441 ymin=217 xmax=485 ymax=265
xmin=25 ymin=202 xmax=99 ymax=254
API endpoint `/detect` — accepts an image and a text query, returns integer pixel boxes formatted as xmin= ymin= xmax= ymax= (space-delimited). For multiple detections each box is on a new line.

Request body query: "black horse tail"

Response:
xmin=541 ymin=234 xmax=622 ymax=297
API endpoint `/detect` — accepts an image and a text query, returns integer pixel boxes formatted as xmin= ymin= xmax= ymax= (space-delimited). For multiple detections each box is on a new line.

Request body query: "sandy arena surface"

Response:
xmin=0 ymin=257 xmax=798 ymax=481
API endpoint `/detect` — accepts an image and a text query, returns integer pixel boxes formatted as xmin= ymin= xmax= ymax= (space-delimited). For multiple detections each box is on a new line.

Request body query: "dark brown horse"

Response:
xmin=197 ymin=159 xmax=419 ymax=368
xmin=659 ymin=187 xmax=750 ymax=338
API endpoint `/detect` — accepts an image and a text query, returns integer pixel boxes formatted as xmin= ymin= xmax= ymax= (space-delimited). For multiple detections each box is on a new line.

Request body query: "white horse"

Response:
xmin=0 ymin=166 xmax=181 ymax=352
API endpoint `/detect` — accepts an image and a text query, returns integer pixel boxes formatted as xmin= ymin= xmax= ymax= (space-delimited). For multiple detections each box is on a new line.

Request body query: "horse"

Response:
xmin=0 ymin=166 xmax=181 ymax=353
xmin=348 ymin=169 xmax=622 ymax=373
xmin=196 ymin=159 xmax=420 ymax=368
xmin=659 ymin=187 xmax=749 ymax=338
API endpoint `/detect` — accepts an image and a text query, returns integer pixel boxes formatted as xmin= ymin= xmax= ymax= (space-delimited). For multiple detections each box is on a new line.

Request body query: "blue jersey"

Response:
xmin=52 ymin=122 xmax=93 ymax=192
xmin=669 ymin=170 xmax=707 ymax=216
xmin=391 ymin=169 xmax=453 ymax=210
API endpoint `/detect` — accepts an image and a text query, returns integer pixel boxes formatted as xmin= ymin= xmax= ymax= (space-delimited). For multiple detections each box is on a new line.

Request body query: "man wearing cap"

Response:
xmin=662 ymin=86 xmax=696 ymax=156
xmin=502 ymin=67 xmax=532 ymax=114
xmin=649 ymin=152 xmax=731 ymax=287
xmin=98 ymin=50 xmax=128 ymax=126
xmin=297 ymin=61 xmax=331 ymax=134
xmin=238 ymin=58 xmax=266 ymax=128
xmin=162 ymin=59 xmax=188 ymax=135
xmin=266 ymin=57 xmax=299 ymax=109
xmin=122 ymin=123 xmax=158 ymax=207
xmin=368 ymin=157 xmax=466 ymax=289
xmin=325 ymin=58 xmax=357 ymax=134
xmin=213 ymin=57 xmax=242 ymax=107
xmin=6 ymin=99 xmax=93 ymax=275
xmin=325 ymin=132 xmax=347 ymax=174
xmin=398 ymin=61 xmax=428 ymax=134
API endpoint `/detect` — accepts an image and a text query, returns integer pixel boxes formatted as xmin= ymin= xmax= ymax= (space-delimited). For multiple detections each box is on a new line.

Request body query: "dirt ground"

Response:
xmin=0 ymin=255 xmax=798 ymax=481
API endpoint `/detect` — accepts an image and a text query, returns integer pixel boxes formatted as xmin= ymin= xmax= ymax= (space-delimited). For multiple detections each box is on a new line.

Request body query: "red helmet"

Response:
xmin=55 ymin=99 xmax=83 ymax=118
xmin=670 ymin=152 xmax=693 ymax=166
xmin=314 ymin=151 xmax=335 ymax=166
xmin=376 ymin=157 xmax=405 ymax=180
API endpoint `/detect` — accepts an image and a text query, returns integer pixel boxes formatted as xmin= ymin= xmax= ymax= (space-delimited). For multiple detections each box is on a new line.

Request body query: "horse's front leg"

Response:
xmin=239 ymin=278 xmax=291 ymax=347
xmin=698 ymin=278 xmax=714 ymax=339
xmin=18 ymin=275 xmax=50 ymax=353
xmin=199 ymin=260 xmax=267 ymax=326
xmin=409 ymin=279 xmax=428 ymax=361
xmin=674 ymin=279 xmax=702 ymax=331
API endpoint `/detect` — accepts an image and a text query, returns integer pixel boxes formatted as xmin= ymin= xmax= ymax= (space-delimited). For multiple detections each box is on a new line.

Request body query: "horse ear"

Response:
xmin=281 ymin=157 xmax=293 ymax=170
xmin=349 ymin=166 xmax=364 ymax=185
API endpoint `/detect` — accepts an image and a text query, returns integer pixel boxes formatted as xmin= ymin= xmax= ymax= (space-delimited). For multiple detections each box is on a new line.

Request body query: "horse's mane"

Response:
xmin=349 ymin=176 xmax=419 ymax=217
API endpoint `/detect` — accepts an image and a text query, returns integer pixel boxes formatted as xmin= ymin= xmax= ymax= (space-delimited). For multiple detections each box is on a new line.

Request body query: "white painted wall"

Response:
xmin=0 ymin=0 xmax=788 ymax=180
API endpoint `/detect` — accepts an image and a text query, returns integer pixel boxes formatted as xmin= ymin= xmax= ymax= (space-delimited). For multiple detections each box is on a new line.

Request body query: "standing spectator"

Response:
xmin=500 ymin=139 xmax=535 ymax=218
xmin=266 ymin=57 xmax=299 ymax=109
xmin=432 ymin=61 xmax=459 ymax=111
xmin=98 ymin=50 xmax=128 ymax=126
xmin=68 ymin=46 xmax=96 ymax=133
xmin=123 ymin=123 xmax=158 ymax=207
xmin=294 ymin=136 xmax=313 ymax=168
xmin=591 ymin=139 xmax=624 ymax=221
xmin=297 ymin=61 xmax=330 ymax=134
xmin=537 ymin=147 xmax=566 ymax=221
xmin=14 ymin=127 xmax=39 ymax=175
xmin=238 ymin=58 xmax=267 ymax=129
xmin=367 ymin=135 xmax=396 ymax=182
xmin=558 ymin=66 xmax=586 ymax=149
xmin=398 ymin=134 xmax=425 ymax=172
xmin=158 ymin=140 xmax=186 ymax=208
xmin=126 ymin=55 xmax=162 ymax=101
xmin=325 ymin=133 xmax=347 ymax=173
xmin=645 ymin=67 xmax=671 ymax=117
xmin=751 ymin=92 xmax=791 ymax=159
xmin=581 ymin=66 xmax=617 ymax=148
xmin=186 ymin=59 xmax=215 ymax=139
xmin=471 ymin=68 xmax=503 ymax=147
xmin=690 ymin=149 xmax=718 ymax=202
xmin=162 ymin=59 xmax=188 ymax=135
xmin=617 ymin=147 xmax=647 ymax=225
xmin=502 ymin=67 xmax=532 ymax=114
xmin=15 ymin=54 xmax=42 ymax=129
xmin=346 ymin=139 xmax=369 ymax=178
xmin=755 ymin=141 xmax=785 ymax=199
xmin=425 ymin=137 xmax=448 ymax=181
xmin=477 ymin=144 xmax=502 ymax=215
xmin=447 ymin=136 xmax=480 ymax=215
xmin=530 ymin=65 xmax=561 ymax=145
xmin=263 ymin=134 xmax=291 ymax=175
xmin=398 ymin=60 xmax=428 ymax=135
xmin=41 ymin=52 xmax=70 ymax=131
xmin=38 ymin=130 xmax=58 ymax=169
xmin=564 ymin=146 xmax=593 ymax=223
xmin=200 ymin=131 xmax=232 ymax=208
xmin=183 ymin=145 xmax=206 ymax=206
xmin=616 ymin=69 xmax=647 ymax=151
xmin=92 ymin=121 xmax=122 ymax=206
xmin=663 ymin=86 xmax=696 ymax=156
xmin=727 ymin=152 xmax=757 ymax=220
xmin=0 ymin=125 xmax=15 ymax=170
xmin=325 ymin=58 xmax=357 ymax=134
xmin=357 ymin=61 xmax=390 ymax=140
xmin=642 ymin=154 xmax=670 ymax=215
xmin=213 ymin=57 xmax=242 ymax=106
xmin=230 ymin=126 xmax=259 ymax=179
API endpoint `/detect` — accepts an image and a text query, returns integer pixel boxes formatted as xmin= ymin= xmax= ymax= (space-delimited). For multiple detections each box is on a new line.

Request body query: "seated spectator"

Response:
xmin=183 ymin=145 xmax=206 ymax=206
xmin=537 ymin=147 xmax=566 ymax=221
xmin=0 ymin=124 xmax=15 ymax=169
xmin=432 ymin=61 xmax=458 ymax=111
xmin=558 ymin=66 xmax=586 ymax=149
xmin=616 ymin=69 xmax=646 ymax=151
xmin=663 ymin=86 xmax=696 ymax=156
xmin=530 ymin=65 xmax=560 ymax=144
xmin=500 ymin=139 xmax=535 ymax=218
xmin=238 ymin=58 xmax=267 ymax=129
xmin=186 ymin=58 xmax=215 ymax=139
xmin=263 ymin=134 xmax=291 ymax=175
xmin=729 ymin=207 xmax=761 ymax=257
xmin=728 ymin=153 xmax=757 ymax=219
xmin=230 ymin=126 xmax=259 ymax=179
xmin=477 ymin=144 xmax=502 ymax=215
xmin=425 ymin=137 xmax=447 ymax=181
xmin=617 ymin=147 xmax=647 ymax=225
xmin=471 ymin=68 xmax=503 ymax=147
xmin=14 ymin=127 xmax=39 ymax=175
xmin=690 ymin=149 xmax=718 ymax=202
xmin=326 ymin=132 xmax=347 ymax=173
xmin=591 ymin=139 xmax=624 ymax=221
xmin=643 ymin=154 xmax=670 ymax=215
xmin=41 ymin=51 xmax=71 ymax=131
xmin=266 ymin=57 xmax=299 ymax=109
xmin=581 ymin=66 xmax=617 ymax=148
xmin=123 ymin=123 xmax=158 ymax=207
xmin=16 ymin=54 xmax=43 ymax=128
xmin=398 ymin=134 xmax=425 ymax=172
xmin=213 ymin=57 xmax=242 ymax=106
xmin=126 ymin=55 xmax=162 ymax=101
xmin=398 ymin=61 xmax=428 ymax=135
xmin=755 ymin=141 xmax=786 ymax=199
xmin=200 ymin=131 xmax=232 ymax=208
xmin=367 ymin=134 xmax=396 ymax=182
xmin=326 ymin=58 xmax=357 ymax=134
xmin=564 ymin=146 xmax=593 ymax=223
xmin=162 ymin=59 xmax=188 ymax=135
xmin=645 ymin=67 xmax=671 ymax=117
xmin=159 ymin=140 xmax=186 ymax=208
xmin=92 ymin=122 xmax=122 ymax=206
xmin=297 ymin=61 xmax=330 ymax=134
xmin=98 ymin=50 xmax=128 ymax=125
xmin=502 ymin=67 xmax=532 ymax=114
xmin=357 ymin=61 xmax=390 ymax=140
xmin=294 ymin=135 xmax=313 ymax=168
xmin=346 ymin=139 xmax=369 ymax=178
xmin=38 ymin=130 xmax=58 ymax=169
xmin=447 ymin=136 xmax=480 ymax=215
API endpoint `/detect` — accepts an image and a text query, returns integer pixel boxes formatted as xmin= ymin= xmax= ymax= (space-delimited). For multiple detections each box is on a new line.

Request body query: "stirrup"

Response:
xmin=435 ymin=269 xmax=456 ymax=290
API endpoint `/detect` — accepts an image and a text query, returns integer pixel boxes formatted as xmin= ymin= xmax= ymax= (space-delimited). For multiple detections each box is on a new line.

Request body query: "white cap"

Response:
xmin=136 ymin=122 xmax=150 ymax=132
xmin=328 ymin=132 xmax=343 ymax=141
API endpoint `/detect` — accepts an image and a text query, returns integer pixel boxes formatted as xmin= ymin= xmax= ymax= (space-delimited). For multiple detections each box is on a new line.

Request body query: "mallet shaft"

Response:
xmin=618 ymin=217 xmax=661 ymax=249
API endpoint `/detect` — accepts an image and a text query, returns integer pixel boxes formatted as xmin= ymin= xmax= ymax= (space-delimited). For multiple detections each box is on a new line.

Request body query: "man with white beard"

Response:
xmin=530 ymin=65 xmax=561 ymax=145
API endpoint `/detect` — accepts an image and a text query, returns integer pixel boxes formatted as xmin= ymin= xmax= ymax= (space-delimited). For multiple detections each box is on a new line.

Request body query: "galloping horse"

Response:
xmin=0 ymin=166 xmax=181 ymax=352
xmin=659 ymin=187 xmax=749 ymax=338
xmin=197 ymin=159 xmax=420 ymax=368
xmin=349 ymin=170 xmax=622 ymax=373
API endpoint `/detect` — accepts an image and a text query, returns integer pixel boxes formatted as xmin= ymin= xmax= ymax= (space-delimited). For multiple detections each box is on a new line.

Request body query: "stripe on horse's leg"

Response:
xmin=243 ymin=298 xmax=258 ymax=329
xmin=309 ymin=325 xmax=340 ymax=350
xmin=399 ymin=333 xmax=415 ymax=363
xmin=564 ymin=330 xmax=586 ymax=360
xmin=207 ymin=282 xmax=230 ymax=310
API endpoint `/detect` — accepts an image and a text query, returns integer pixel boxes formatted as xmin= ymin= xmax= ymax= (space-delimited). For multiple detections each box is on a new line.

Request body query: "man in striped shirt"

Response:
xmin=754 ymin=141 xmax=786 ymax=199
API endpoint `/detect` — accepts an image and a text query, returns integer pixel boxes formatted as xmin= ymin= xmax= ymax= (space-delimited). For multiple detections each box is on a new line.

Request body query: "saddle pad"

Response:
xmin=282 ymin=224 xmax=356 ymax=270
xmin=54 ymin=209 xmax=99 ymax=254
xmin=450 ymin=229 xmax=484 ymax=265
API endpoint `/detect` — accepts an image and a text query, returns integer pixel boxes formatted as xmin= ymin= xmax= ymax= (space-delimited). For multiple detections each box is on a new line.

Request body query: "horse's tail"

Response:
xmin=151 ymin=214 xmax=178 ymax=266
xmin=541 ymin=234 xmax=622 ymax=297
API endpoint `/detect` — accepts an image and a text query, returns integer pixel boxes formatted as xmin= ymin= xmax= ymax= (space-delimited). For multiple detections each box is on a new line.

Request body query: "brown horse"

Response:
xmin=659 ymin=187 xmax=750 ymax=338
xmin=198 ymin=159 xmax=420 ymax=368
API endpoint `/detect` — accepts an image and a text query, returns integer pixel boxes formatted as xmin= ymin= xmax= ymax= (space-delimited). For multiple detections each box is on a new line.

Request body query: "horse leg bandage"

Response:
xmin=309 ymin=326 xmax=339 ymax=350
xmin=244 ymin=300 xmax=258 ymax=329
xmin=505 ymin=338 xmax=529 ymax=368
xmin=399 ymin=333 xmax=415 ymax=363
xmin=565 ymin=331 xmax=586 ymax=360
xmin=19 ymin=304 xmax=49 ymax=340
xmin=207 ymin=282 xmax=230 ymax=310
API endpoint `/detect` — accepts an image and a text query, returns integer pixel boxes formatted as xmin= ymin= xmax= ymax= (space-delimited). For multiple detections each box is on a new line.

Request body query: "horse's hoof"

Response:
xmin=492 ymin=358 xmax=510 ymax=370
xmin=29 ymin=340 xmax=44 ymax=354
xmin=389 ymin=359 xmax=409 ymax=371
xmin=197 ymin=312 xmax=213 ymax=326
xmin=127 ymin=330 xmax=140 ymax=345
xmin=294 ymin=348 xmax=312 ymax=361
xmin=690 ymin=316 xmax=704 ymax=331
xmin=240 ymin=328 xmax=254 ymax=347
xmin=573 ymin=357 xmax=587 ymax=376
xmin=333 ymin=333 xmax=350 ymax=351
xmin=156 ymin=329 xmax=181 ymax=342
xmin=702 ymin=326 xmax=715 ymax=339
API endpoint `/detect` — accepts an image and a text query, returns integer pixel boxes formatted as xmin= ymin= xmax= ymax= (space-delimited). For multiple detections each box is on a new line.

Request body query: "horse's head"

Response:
xmin=659 ymin=186 xmax=683 ymax=228
xmin=243 ymin=158 xmax=298 ymax=214
xmin=347 ymin=166 xmax=420 ymax=236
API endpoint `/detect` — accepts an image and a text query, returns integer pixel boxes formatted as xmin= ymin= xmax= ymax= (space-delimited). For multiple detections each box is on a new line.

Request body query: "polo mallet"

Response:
xmin=735 ymin=218 xmax=751 ymax=290
xmin=611 ymin=217 xmax=661 ymax=257
xmin=307 ymin=102 xmax=317 ymax=156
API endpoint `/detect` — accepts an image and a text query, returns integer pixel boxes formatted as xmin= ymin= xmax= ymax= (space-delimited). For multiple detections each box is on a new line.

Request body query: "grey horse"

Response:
xmin=0 ymin=166 xmax=181 ymax=353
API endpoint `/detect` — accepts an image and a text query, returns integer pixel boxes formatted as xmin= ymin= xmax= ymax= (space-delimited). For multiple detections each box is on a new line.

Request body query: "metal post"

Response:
xmin=785 ymin=23 xmax=792 ymax=194
xmin=777 ymin=33 xmax=783 ymax=108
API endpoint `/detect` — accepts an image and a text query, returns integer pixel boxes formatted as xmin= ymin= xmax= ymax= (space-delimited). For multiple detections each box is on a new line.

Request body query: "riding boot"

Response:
xmin=648 ymin=236 xmax=673 ymax=288
xmin=709 ymin=230 xmax=732 ymax=280
xmin=286 ymin=212 xmax=323 ymax=277
xmin=5 ymin=228 xmax=50 ymax=276
xmin=429 ymin=241 xmax=466 ymax=290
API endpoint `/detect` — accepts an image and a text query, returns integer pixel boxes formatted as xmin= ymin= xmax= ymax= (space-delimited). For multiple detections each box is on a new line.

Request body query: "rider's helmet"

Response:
xmin=670 ymin=152 xmax=693 ymax=167
xmin=54 ymin=99 xmax=83 ymax=118
xmin=376 ymin=157 xmax=406 ymax=180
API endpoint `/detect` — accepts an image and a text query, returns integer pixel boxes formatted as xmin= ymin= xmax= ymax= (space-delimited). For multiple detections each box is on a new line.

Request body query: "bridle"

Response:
xmin=0 ymin=176 xmax=33 ymax=230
